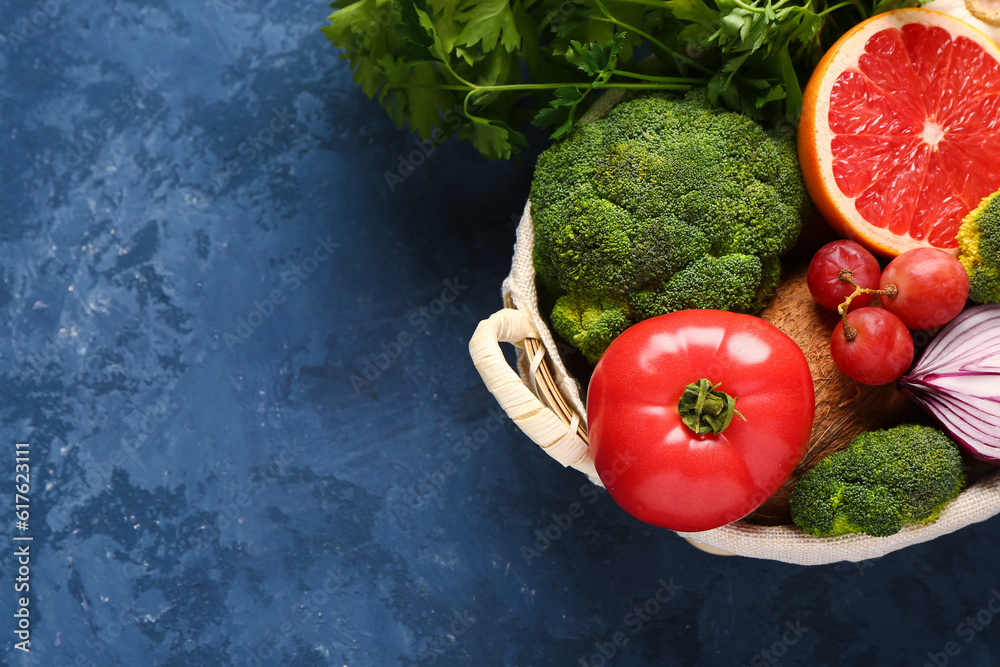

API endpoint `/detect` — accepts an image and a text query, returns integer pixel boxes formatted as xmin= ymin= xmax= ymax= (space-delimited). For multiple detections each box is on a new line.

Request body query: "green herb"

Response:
xmin=322 ymin=0 xmax=922 ymax=160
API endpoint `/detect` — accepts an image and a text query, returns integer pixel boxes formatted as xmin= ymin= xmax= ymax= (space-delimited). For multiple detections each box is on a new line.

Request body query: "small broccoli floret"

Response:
xmin=549 ymin=293 xmax=632 ymax=364
xmin=790 ymin=425 xmax=966 ymax=538
xmin=531 ymin=90 xmax=810 ymax=361
xmin=957 ymin=187 xmax=1000 ymax=303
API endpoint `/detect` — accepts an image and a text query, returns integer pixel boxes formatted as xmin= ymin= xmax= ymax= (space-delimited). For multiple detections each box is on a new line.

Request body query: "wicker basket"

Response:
xmin=469 ymin=199 xmax=1000 ymax=566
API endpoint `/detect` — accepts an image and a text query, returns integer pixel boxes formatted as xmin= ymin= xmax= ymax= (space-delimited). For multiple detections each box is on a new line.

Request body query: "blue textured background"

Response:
xmin=1 ymin=1 xmax=999 ymax=665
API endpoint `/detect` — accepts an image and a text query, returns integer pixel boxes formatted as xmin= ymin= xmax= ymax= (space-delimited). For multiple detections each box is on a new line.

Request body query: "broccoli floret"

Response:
xmin=790 ymin=425 xmax=966 ymax=538
xmin=531 ymin=91 xmax=810 ymax=360
xmin=631 ymin=254 xmax=781 ymax=320
xmin=957 ymin=187 xmax=1000 ymax=303
xmin=550 ymin=293 xmax=632 ymax=363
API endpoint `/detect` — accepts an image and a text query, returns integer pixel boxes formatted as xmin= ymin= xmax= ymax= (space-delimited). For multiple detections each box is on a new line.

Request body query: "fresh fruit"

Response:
xmin=879 ymin=247 xmax=970 ymax=329
xmin=830 ymin=308 xmax=915 ymax=385
xmin=799 ymin=9 xmax=1000 ymax=257
xmin=586 ymin=310 xmax=815 ymax=532
xmin=807 ymin=240 xmax=882 ymax=312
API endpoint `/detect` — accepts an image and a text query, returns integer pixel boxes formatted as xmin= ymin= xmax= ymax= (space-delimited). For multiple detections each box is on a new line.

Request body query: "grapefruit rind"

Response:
xmin=799 ymin=9 xmax=1000 ymax=257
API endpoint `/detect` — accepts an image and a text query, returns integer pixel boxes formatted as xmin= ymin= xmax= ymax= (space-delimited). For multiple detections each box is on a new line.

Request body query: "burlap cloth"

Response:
xmin=499 ymin=92 xmax=1000 ymax=565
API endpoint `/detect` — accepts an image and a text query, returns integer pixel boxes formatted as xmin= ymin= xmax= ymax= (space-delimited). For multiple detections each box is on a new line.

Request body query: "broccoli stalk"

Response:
xmin=957 ymin=187 xmax=1000 ymax=304
xmin=790 ymin=425 xmax=966 ymax=538
xmin=531 ymin=91 xmax=811 ymax=362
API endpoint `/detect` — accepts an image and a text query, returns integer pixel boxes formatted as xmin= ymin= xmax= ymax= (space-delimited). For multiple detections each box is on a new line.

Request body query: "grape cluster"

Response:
xmin=807 ymin=241 xmax=970 ymax=385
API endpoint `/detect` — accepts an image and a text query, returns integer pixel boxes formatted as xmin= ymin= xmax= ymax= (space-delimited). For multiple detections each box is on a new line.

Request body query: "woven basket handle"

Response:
xmin=469 ymin=309 xmax=599 ymax=482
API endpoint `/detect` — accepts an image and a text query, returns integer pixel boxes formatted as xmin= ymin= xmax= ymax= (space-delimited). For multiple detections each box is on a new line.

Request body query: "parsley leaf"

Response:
xmin=393 ymin=0 xmax=435 ymax=62
xmin=465 ymin=117 xmax=527 ymax=160
xmin=455 ymin=0 xmax=521 ymax=53
xmin=533 ymin=32 xmax=626 ymax=138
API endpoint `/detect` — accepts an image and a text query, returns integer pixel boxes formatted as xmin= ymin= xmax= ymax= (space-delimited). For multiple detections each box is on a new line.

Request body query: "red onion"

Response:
xmin=898 ymin=304 xmax=1000 ymax=463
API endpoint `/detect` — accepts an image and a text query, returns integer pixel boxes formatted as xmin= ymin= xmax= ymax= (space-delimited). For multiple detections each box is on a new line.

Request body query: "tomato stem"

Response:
xmin=836 ymin=268 xmax=898 ymax=341
xmin=678 ymin=379 xmax=746 ymax=435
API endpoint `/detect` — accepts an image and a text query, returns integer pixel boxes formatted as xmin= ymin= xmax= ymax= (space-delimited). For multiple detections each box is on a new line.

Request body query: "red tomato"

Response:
xmin=586 ymin=310 xmax=815 ymax=532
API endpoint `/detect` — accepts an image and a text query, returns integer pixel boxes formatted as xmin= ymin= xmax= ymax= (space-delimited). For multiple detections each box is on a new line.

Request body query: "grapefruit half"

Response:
xmin=799 ymin=9 xmax=1000 ymax=257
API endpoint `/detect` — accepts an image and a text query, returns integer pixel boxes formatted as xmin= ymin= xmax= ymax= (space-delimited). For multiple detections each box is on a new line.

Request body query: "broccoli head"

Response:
xmin=957 ymin=187 xmax=1000 ymax=303
xmin=530 ymin=91 xmax=811 ymax=362
xmin=790 ymin=425 xmax=965 ymax=538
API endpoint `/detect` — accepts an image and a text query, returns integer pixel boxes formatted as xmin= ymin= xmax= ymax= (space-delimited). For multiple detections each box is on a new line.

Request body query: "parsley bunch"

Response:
xmin=322 ymin=0 xmax=919 ymax=160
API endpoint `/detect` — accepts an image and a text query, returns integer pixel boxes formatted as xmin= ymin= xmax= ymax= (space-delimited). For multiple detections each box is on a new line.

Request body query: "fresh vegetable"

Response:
xmin=922 ymin=0 xmax=1000 ymax=46
xmin=790 ymin=424 xmax=966 ymax=537
xmin=587 ymin=309 xmax=815 ymax=532
xmin=879 ymin=248 xmax=970 ymax=330
xmin=531 ymin=91 xmax=810 ymax=362
xmin=807 ymin=240 xmax=880 ymax=312
xmin=323 ymin=0 xmax=924 ymax=160
xmin=898 ymin=304 xmax=1000 ymax=462
xmin=830 ymin=308 xmax=914 ymax=385
xmin=748 ymin=265 xmax=922 ymax=525
xmin=548 ymin=293 xmax=631 ymax=364
xmin=798 ymin=9 xmax=1000 ymax=257
xmin=957 ymin=187 xmax=1000 ymax=304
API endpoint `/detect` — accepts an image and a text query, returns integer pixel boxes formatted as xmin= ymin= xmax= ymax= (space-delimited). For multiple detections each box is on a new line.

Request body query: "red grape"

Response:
xmin=879 ymin=248 xmax=969 ymax=330
xmin=807 ymin=240 xmax=882 ymax=312
xmin=830 ymin=308 xmax=914 ymax=385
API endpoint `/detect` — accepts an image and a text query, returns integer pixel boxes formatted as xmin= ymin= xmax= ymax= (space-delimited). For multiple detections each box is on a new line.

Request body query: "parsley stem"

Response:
xmin=445 ymin=68 xmax=476 ymax=91
xmin=563 ymin=82 xmax=698 ymax=89
xmin=398 ymin=82 xmax=702 ymax=92
xmin=435 ymin=52 xmax=476 ymax=90
xmin=610 ymin=70 xmax=706 ymax=84
xmin=729 ymin=0 xmax=809 ymax=14
xmin=603 ymin=0 xmax=669 ymax=7
xmin=590 ymin=1 xmax=715 ymax=75
xmin=729 ymin=0 xmax=766 ymax=13
xmin=819 ymin=0 xmax=857 ymax=15
xmin=730 ymin=0 xmax=781 ymax=13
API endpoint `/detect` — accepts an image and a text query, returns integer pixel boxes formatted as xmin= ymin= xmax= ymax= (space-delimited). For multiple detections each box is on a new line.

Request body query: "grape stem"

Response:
xmin=837 ymin=268 xmax=898 ymax=341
